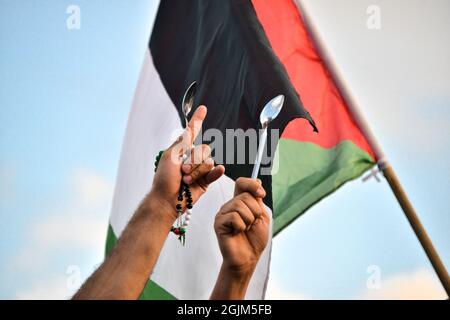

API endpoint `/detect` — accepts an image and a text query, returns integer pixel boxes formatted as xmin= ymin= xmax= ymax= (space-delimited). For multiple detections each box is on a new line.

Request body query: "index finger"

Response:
xmin=184 ymin=105 xmax=207 ymax=146
xmin=169 ymin=105 xmax=207 ymax=161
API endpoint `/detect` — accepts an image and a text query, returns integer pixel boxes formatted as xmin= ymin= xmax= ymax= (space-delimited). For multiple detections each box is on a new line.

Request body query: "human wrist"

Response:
xmin=210 ymin=262 xmax=256 ymax=300
xmin=220 ymin=260 xmax=257 ymax=282
xmin=141 ymin=191 xmax=178 ymax=225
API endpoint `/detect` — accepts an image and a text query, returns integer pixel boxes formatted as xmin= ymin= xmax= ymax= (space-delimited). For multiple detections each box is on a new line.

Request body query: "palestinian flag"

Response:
xmin=106 ymin=0 xmax=375 ymax=299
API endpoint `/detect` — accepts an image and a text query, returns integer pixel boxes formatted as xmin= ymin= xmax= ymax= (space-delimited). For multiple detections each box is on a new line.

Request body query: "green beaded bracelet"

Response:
xmin=154 ymin=150 xmax=164 ymax=172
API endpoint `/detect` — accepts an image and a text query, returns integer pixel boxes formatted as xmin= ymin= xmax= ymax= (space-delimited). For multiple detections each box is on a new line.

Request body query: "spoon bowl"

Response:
xmin=182 ymin=81 xmax=197 ymax=127
xmin=251 ymin=94 xmax=284 ymax=179
xmin=260 ymin=94 xmax=284 ymax=127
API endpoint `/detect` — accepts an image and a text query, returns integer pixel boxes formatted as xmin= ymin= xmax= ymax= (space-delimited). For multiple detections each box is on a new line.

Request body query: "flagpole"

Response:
xmin=295 ymin=0 xmax=450 ymax=296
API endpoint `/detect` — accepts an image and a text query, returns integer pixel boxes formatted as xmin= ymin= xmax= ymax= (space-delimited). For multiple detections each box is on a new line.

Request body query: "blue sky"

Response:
xmin=0 ymin=0 xmax=448 ymax=299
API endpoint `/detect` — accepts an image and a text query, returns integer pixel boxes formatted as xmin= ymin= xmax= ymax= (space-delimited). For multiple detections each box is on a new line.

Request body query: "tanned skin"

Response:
xmin=210 ymin=177 xmax=269 ymax=299
xmin=72 ymin=106 xmax=269 ymax=300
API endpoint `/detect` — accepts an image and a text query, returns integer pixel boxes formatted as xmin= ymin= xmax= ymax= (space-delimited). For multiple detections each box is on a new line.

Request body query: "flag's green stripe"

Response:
xmin=105 ymin=225 xmax=176 ymax=300
xmin=272 ymin=139 xmax=375 ymax=235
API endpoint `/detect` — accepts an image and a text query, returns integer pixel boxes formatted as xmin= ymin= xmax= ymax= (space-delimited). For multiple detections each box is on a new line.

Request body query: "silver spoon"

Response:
xmin=181 ymin=81 xmax=197 ymax=162
xmin=182 ymin=81 xmax=197 ymax=128
xmin=251 ymin=95 xmax=285 ymax=179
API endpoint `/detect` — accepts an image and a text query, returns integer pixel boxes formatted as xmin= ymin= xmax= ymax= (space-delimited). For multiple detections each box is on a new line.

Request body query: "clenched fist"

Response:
xmin=214 ymin=177 xmax=270 ymax=274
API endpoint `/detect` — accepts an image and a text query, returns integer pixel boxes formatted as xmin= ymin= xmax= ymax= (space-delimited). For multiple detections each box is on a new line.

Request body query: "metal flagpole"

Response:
xmin=295 ymin=0 xmax=450 ymax=296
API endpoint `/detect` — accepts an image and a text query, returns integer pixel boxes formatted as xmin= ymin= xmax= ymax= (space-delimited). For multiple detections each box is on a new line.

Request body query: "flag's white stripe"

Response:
xmin=109 ymin=50 xmax=272 ymax=299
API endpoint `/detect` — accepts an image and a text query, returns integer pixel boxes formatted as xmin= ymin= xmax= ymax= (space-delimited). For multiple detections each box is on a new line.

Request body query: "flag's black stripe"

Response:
xmin=149 ymin=0 xmax=317 ymax=209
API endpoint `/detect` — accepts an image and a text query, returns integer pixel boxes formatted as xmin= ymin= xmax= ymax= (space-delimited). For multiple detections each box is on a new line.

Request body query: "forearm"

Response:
xmin=73 ymin=194 xmax=175 ymax=300
xmin=210 ymin=264 xmax=256 ymax=300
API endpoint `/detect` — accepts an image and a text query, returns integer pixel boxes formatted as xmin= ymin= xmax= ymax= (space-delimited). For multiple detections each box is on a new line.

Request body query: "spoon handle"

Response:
xmin=251 ymin=126 xmax=268 ymax=179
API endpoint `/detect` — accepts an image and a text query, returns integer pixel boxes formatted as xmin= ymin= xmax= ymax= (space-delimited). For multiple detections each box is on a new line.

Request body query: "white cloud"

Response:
xmin=30 ymin=215 xmax=106 ymax=251
xmin=266 ymin=279 xmax=311 ymax=300
xmin=266 ymin=269 xmax=447 ymax=300
xmin=15 ymin=276 xmax=73 ymax=300
xmin=10 ymin=168 xmax=113 ymax=299
xmin=357 ymin=269 xmax=447 ymax=300
xmin=72 ymin=168 xmax=111 ymax=207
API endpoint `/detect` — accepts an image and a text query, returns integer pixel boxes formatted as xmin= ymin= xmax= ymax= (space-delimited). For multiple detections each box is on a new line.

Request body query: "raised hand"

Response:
xmin=151 ymin=105 xmax=225 ymax=221
xmin=214 ymin=177 xmax=269 ymax=273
